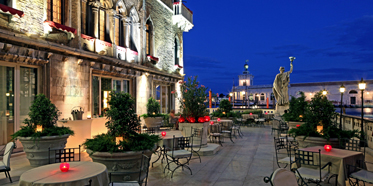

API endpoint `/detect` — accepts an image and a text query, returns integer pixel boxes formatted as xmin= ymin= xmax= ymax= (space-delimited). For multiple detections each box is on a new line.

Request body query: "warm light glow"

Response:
xmin=161 ymin=131 xmax=166 ymax=136
xmin=6 ymin=93 xmax=10 ymax=96
xmin=324 ymin=145 xmax=332 ymax=152
xmin=60 ymin=163 xmax=70 ymax=172
xmin=5 ymin=110 xmax=9 ymax=116
xmin=229 ymin=93 xmax=233 ymax=97
xmin=296 ymin=124 xmax=301 ymax=128
xmin=222 ymin=112 xmax=226 ymax=115
xmin=103 ymin=91 xmax=110 ymax=109
xmin=289 ymin=56 xmax=296 ymax=62
xmin=210 ymin=121 xmax=214 ymax=125
xmin=152 ymin=112 xmax=155 ymax=115
xmin=359 ymin=78 xmax=366 ymax=90
xmin=339 ymin=85 xmax=346 ymax=93
xmin=367 ymin=92 xmax=370 ymax=94
xmin=322 ymin=90 xmax=327 ymax=95
xmin=242 ymin=91 xmax=245 ymax=95
xmin=36 ymin=125 xmax=43 ymax=132
xmin=87 ymin=114 xmax=91 ymax=119
xmin=299 ymin=115 xmax=303 ymax=118
xmin=217 ymin=118 xmax=221 ymax=122
xmin=116 ymin=137 xmax=123 ymax=145
xmin=310 ymin=93 xmax=312 ymax=96
xmin=317 ymin=125 xmax=323 ymax=134
xmin=250 ymin=113 xmax=252 ymax=115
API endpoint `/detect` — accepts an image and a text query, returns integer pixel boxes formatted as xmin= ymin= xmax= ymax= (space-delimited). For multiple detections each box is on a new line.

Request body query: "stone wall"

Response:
xmin=49 ymin=55 xmax=90 ymax=120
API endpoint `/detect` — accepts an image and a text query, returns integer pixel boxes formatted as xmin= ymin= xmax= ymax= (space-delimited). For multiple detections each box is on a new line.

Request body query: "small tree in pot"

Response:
xmin=12 ymin=94 xmax=74 ymax=166
xmin=141 ymin=97 xmax=164 ymax=128
xmin=211 ymin=99 xmax=241 ymax=118
xmin=83 ymin=92 xmax=160 ymax=182
xmin=175 ymin=76 xmax=210 ymax=146
xmin=282 ymin=92 xmax=308 ymax=128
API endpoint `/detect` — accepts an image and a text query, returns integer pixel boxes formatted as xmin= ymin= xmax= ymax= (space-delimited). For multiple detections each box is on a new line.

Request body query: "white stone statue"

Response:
xmin=273 ymin=58 xmax=294 ymax=106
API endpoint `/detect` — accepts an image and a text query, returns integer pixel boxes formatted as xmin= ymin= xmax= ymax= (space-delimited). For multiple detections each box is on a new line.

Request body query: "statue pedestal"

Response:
xmin=275 ymin=105 xmax=289 ymax=116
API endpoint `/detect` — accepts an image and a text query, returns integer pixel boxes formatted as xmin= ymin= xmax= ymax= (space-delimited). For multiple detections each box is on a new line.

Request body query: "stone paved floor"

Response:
xmin=1 ymin=126 xmax=372 ymax=186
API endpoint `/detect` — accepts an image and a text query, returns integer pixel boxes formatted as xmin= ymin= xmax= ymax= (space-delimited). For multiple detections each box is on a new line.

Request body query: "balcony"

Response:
xmin=173 ymin=2 xmax=193 ymax=32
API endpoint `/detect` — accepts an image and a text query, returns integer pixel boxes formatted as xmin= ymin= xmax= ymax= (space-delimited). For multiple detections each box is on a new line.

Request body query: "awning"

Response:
xmin=147 ymin=55 xmax=159 ymax=62
xmin=44 ymin=21 xmax=77 ymax=34
xmin=175 ymin=64 xmax=183 ymax=69
xmin=0 ymin=4 xmax=24 ymax=17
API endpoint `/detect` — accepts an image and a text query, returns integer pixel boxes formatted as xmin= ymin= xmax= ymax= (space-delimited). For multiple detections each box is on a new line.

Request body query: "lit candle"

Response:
xmin=222 ymin=112 xmax=226 ymax=115
xmin=210 ymin=121 xmax=214 ymax=125
xmin=5 ymin=110 xmax=10 ymax=116
xmin=36 ymin=125 xmax=43 ymax=132
xmin=324 ymin=145 xmax=332 ymax=152
xmin=87 ymin=115 xmax=91 ymax=119
xmin=296 ymin=124 xmax=301 ymax=128
xmin=161 ymin=131 xmax=166 ymax=136
xmin=250 ymin=113 xmax=252 ymax=115
xmin=60 ymin=162 xmax=70 ymax=172
xmin=217 ymin=118 xmax=221 ymax=122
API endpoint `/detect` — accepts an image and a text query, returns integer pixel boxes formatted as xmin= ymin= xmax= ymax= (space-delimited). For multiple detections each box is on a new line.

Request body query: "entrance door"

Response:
xmin=155 ymin=85 xmax=170 ymax=114
xmin=0 ymin=66 xmax=14 ymax=145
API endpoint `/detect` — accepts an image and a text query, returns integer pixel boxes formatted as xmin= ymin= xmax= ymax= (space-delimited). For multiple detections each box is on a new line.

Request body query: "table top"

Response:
xmin=20 ymin=161 xmax=107 ymax=185
xmin=158 ymin=130 xmax=183 ymax=140
xmin=211 ymin=119 xmax=233 ymax=123
xmin=300 ymin=146 xmax=363 ymax=159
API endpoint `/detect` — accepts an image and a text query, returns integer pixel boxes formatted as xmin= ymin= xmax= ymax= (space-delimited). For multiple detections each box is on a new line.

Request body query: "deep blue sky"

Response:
xmin=182 ymin=0 xmax=373 ymax=94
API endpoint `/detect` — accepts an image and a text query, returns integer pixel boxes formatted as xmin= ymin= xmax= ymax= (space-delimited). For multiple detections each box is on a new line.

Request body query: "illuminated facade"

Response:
xmin=232 ymin=63 xmax=373 ymax=108
xmin=0 ymin=0 xmax=193 ymax=145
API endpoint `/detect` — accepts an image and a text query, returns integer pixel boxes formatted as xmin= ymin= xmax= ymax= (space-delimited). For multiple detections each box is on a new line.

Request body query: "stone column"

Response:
xmin=107 ymin=9 xmax=116 ymax=44
xmin=122 ymin=17 xmax=131 ymax=48
xmin=89 ymin=1 xmax=101 ymax=39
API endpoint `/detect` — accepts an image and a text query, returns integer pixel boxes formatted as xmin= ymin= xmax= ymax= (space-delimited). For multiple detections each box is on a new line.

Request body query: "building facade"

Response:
xmin=232 ymin=62 xmax=373 ymax=108
xmin=0 ymin=0 xmax=193 ymax=146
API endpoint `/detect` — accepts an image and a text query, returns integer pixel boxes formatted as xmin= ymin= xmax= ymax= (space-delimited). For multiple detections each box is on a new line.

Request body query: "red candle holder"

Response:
xmin=217 ymin=118 xmax=221 ymax=122
xmin=296 ymin=124 xmax=301 ymax=128
xmin=60 ymin=162 xmax=70 ymax=172
xmin=210 ymin=121 xmax=214 ymax=125
xmin=324 ymin=145 xmax=332 ymax=152
xmin=250 ymin=113 xmax=252 ymax=115
xmin=204 ymin=116 xmax=211 ymax=122
xmin=161 ymin=131 xmax=166 ymax=136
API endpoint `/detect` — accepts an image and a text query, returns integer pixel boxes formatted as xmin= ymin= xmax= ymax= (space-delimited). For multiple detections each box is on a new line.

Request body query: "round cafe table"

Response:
xmin=19 ymin=161 xmax=109 ymax=186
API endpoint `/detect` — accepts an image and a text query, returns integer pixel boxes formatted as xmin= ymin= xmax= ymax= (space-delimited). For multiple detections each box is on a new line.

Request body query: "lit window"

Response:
xmin=47 ymin=0 xmax=64 ymax=24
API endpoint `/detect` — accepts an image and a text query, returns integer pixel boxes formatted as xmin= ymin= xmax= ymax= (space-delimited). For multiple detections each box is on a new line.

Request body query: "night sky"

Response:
xmin=182 ymin=1 xmax=373 ymax=94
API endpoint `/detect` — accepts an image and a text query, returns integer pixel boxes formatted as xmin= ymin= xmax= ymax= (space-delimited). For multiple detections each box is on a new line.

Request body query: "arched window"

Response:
xmin=260 ymin=93 xmax=265 ymax=101
xmin=349 ymin=90 xmax=358 ymax=94
xmin=47 ymin=0 xmax=66 ymax=24
xmin=81 ymin=2 xmax=94 ymax=36
xmin=146 ymin=19 xmax=153 ymax=55
xmin=174 ymin=38 xmax=180 ymax=65
xmin=129 ymin=8 xmax=139 ymax=52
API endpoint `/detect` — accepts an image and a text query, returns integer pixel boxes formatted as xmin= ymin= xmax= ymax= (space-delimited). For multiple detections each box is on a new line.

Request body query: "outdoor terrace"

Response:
xmin=1 ymin=126 xmax=373 ymax=186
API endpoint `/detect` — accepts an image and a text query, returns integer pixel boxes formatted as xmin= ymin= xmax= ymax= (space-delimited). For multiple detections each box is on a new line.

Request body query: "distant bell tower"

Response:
xmin=238 ymin=60 xmax=254 ymax=86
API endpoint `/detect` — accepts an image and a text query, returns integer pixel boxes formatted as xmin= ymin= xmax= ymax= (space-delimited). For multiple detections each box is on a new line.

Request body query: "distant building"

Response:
xmin=232 ymin=61 xmax=373 ymax=108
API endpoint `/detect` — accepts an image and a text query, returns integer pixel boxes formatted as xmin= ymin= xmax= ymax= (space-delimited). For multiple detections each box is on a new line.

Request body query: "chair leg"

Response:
xmin=4 ymin=172 xmax=8 ymax=178
xmin=7 ymin=171 xmax=12 ymax=183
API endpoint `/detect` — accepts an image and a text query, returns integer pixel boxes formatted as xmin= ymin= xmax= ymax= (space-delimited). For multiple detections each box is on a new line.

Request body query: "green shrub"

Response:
xmin=11 ymin=94 xmax=74 ymax=139
xmin=242 ymin=109 xmax=262 ymax=115
xmin=146 ymin=97 xmax=161 ymax=116
xmin=84 ymin=92 xmax=160 ymax=153
xmin=289 ymin=91 xmax=358 ymax=141
xmin=282 ymin=92 xmax=308 ymax=122
xmin=219 ymin=99 xmax=232 ymax=113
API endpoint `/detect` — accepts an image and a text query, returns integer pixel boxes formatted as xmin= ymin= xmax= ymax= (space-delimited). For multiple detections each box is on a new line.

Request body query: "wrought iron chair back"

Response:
xmin=109 ymin=152 xmax=150 ymax=186
xmin=145 ymin=127 xmax=157 ymax=134
xmin=0 ymin=141 xmax=16 ymax=183
xmin=209 ymin=124 xmax=223 ymax=146
xmin=295 ymin=149 xmax=319 ymax=167
xmin=191 ymin=127 xmax=203 ymax=163
xmin=48 ymin=145 xmax=81 ymax=163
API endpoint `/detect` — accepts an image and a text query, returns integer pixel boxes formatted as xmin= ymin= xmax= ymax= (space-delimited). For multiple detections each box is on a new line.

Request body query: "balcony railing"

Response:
xmin=173 ymin=2 xmax=194 ymax=32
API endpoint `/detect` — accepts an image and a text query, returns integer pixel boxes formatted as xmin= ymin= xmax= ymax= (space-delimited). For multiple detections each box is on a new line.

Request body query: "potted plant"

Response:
xmin=175 ymin=76 xmax=210 ymax=147
xmin=141 ymin=97 xmax=163 ymax=128
xmin=282 ymin=92 xmax=307 ymax=128
xmin=11 ymin=94 xmax=74 ymax=166
xmin=83 ymin=92 xmax=160 ymax=182
xmin=289 ymin=91 xmax=357 ymax=148
xmin=211 ymin=99 xmax=241 ymax=119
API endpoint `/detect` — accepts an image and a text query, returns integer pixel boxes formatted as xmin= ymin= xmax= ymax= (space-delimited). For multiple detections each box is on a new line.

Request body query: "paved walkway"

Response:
xmin=1 ymin=126 xmax=372 ymax=186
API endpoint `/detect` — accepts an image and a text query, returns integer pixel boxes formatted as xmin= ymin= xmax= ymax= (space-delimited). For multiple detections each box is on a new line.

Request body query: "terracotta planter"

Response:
xmin=144 ymin=117 xmax=163 ymax=128
xmin=288 ymin=121 xmax=305 ymax=129
xmin=87 ymin=149 xmax=153 ymax=182
xmin=18 ymin=134 xmax=70 ymax=166
xmin=179 ymin=122 xmax=209 ymax=147
xmin=295 ymin=136 xmax=339 ymax=148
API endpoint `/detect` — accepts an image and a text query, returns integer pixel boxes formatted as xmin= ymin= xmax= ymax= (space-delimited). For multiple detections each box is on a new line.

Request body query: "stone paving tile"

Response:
xmin=3 ymin=126 xmax=373 ymax=186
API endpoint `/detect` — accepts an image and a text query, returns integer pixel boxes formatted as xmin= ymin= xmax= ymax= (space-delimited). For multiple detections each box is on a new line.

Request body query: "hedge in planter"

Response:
xmin=11 ymin=94 xmax=74 ymax=166
xmin=289 ymin=91 xmax=357 ymax=147
xmin=282 ymin=92 xmax=307 ymax=122
xmin=140 ymin=97 xmax=166 ymax=128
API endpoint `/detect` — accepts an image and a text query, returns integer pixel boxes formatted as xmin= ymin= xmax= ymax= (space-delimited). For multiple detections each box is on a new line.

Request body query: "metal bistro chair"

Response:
xmin=0 ymin=142 xmax=16 ymax=183
xmin=164 ymin=135 xmax=193 ymax=178
xmin=109 ymin=152 xmax=151 ymax=186
xmin=144 ymin=127 xmax=157 ymax=134
xmin=209 ymin=124 xmax=223 ymax=146
xmin=293 ymin=149 xmax=332 ymax=186
xmin=264 ymin=168 xmax=307 ymax=186
xmin=191 ymin=127 xmax=203 ymax=163
xmin=232 ymin=118 xmax=243 ymax=138
xmin=274 ymin=137 xmax=296 ymax=168
xmin=220 ymin=122 xmax=234 ymax=143
xmin=49 ymin=145 xmax=81 ymax=163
